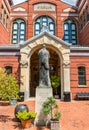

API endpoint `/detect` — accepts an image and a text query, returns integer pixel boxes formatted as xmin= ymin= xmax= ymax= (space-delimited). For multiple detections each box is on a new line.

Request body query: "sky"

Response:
xmin=12 ymin=0 xmax=77 ymax=6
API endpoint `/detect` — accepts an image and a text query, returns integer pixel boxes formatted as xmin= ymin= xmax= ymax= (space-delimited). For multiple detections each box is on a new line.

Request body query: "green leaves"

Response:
xmin=51 ymin=75 xmax=61 ymax=95
xmin=42 ymin=97 xmax=61 ymax=120
xmin=16 ymin=110 xmax=37 ymax=120
xmin=54 ymin=112 xmax=61 ymax=121
xmin=0 ymin=68 xmax=19 ymax=101
xmin=51 ymin=75 xmax=60 ymax=88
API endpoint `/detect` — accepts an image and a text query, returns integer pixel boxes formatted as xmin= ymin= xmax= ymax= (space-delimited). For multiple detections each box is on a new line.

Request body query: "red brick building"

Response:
xmin=0 ymin=0 xmax=89 ymax=100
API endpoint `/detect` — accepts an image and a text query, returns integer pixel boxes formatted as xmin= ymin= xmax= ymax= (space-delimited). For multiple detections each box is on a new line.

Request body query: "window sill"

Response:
xmin=78 ymin=85 xmax=87 ymax=88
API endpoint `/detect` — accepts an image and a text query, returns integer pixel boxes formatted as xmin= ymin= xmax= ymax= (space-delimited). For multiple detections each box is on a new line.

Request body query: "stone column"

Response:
xmin=63 ymin=60 xmax=70 ymax=91
xmin=20 ymin=59 xmax=30 ymax=101
xmin=63 ymin=60 xmax=71 ymax=101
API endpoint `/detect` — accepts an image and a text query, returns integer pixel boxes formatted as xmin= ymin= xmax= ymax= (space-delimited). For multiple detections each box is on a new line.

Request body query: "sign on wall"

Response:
xmin=34 ymin=3 xmax=56 ymax=11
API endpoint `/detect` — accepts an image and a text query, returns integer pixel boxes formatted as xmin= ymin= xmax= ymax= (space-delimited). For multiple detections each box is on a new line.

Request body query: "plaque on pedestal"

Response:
xmin=35 ymin=87 xmax=53 ymax=125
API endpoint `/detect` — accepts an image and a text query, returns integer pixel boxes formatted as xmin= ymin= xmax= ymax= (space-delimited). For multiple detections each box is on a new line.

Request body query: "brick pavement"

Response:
xmin=0 ymin=99 xmax=89 ymax=130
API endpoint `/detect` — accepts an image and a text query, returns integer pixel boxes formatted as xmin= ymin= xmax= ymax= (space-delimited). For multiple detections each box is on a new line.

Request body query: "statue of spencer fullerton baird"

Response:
xmin=38 ymin=44 xmax=51 ymax=87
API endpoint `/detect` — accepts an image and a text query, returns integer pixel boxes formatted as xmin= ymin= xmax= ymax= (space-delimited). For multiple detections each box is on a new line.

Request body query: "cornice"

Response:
xmin=0 ymin=45 xmax=20 ymax=50
xmin=70 ymin=46 xmax=89 ymax=50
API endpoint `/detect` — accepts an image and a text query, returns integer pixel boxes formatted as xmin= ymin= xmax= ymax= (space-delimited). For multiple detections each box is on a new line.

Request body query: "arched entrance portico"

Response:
xmin=20 ymin=32 xmax=70 ymax=101
xmin=30 ymin=47 xmax=61 ymax=97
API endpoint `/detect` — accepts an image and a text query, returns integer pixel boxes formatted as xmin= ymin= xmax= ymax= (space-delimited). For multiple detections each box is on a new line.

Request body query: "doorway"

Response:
xmin=30 ymin=47 xmax=61 ymax=98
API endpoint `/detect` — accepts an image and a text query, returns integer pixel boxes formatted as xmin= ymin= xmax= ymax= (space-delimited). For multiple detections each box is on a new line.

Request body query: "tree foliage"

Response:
xmin=42 ymin=97 xmax=61 ymax=121
xmin=51 ymin=75 xmax=61 ymax=94
xmin=0 ymin=68 xmax=19 ymax=101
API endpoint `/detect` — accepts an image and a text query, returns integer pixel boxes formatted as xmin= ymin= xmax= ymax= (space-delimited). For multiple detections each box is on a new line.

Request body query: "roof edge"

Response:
xmin=19 ymin=31 xmax=71 ymax=48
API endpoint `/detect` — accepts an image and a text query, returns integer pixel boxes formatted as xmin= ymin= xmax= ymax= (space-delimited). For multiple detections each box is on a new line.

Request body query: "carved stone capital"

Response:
xmin=20 ymin=60 xmax=28 ymax=68
xmin=63 ymin=61 xmax=70 ymax=68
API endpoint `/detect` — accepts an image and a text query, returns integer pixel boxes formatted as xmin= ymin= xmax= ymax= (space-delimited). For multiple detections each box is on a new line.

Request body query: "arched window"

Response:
xmin=5 ymin=66 xmax=12 ymax=74
xmin=78 ymin=66 xmax=86 ymax=85
xmin=34 ymin=16 xmax=55 ymax=35
xmin=12 ymin=19 xmax=26 ymax=44
xmin=63 ymin=19 xmax=77 ymax=45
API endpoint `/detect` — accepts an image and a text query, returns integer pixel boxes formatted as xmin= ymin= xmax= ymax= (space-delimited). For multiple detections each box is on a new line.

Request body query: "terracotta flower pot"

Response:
xmin=21 ymin=119 xmax=32 ymax=128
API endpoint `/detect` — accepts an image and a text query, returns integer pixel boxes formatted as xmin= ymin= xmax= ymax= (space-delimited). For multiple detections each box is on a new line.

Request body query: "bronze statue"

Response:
xmin=38 ymin=44 xmax=51 ymax=87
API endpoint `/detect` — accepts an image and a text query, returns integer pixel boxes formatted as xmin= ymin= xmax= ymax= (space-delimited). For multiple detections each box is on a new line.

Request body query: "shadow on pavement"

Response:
xmin=0 ymin=115 xmax=11 ymax=122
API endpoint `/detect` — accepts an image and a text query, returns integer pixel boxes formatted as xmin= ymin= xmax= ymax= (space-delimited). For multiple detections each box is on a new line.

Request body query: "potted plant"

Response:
xmin=42 ymin=97 xmax=61 ymax=130
xmin=0 ymin=68 xmax=20 ymax=105
xmin=51 ymin=75 xmax=61 ymax=98
xmin=16 ymin=110 xmax=37 ymax=128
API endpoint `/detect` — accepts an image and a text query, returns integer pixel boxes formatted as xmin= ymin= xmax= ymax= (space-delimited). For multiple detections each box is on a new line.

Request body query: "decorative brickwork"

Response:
xmin=0 ymin=0 xmax=89 ymax=100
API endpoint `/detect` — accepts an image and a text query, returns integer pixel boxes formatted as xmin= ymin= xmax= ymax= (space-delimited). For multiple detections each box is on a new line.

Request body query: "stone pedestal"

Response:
xmin=35 ymin=87 xmax=53 ymax=126
xmin=50 ymin=120 xmax=60 ymax=130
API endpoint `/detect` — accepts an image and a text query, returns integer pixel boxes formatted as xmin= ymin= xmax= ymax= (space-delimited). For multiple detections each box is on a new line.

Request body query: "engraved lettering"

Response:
xmin=34 ymin=3 xmax=55 ymax=11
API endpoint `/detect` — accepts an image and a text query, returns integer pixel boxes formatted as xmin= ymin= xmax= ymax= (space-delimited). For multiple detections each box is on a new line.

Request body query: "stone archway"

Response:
xmin=30 ymin=47 xmax=61 ymax=97
xmin=20 ymin=32 xmax=70 ymax=100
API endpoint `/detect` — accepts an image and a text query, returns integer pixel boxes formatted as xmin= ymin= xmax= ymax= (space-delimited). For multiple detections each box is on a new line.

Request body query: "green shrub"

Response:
xmin=42 ymin=97 xmax=61 ymax=121
xmin=16 ymin=110 xmax=37 ymax=120
xmin=51 ymin=75 xmax=60 ymax=95
xmin=0 ymin=68 xmax=20 ymax=101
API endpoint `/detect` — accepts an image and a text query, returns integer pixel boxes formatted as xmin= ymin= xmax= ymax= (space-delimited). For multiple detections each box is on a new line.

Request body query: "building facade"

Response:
xmin=0 ymin=0 xmax=89 ymax=100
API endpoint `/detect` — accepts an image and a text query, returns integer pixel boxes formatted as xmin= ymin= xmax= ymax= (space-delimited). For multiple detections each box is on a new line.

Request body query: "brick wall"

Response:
xmin=70 ymin=55 xmax=89 ymax=99
xmin=79 ymin=23 xmax=89 ymax=46
xmin=1 ymin=0 xmax=89 ymax=100
xmin=10 ymin=0 xmax=78 ymax=41
xmin=0 ymin=0 xmax=11 ymax=45
xmin=0 ymin=54 xmax=20 ymax=81
xmin=0 ymin=23 xmax=10 ymax=45
xmin=78 ymin=0 xmax=89 ymax=46
xmin=27 ymin=0 xmax=77 ymax=39
xmin=2 ymin=0 xmax=89 ymax=47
